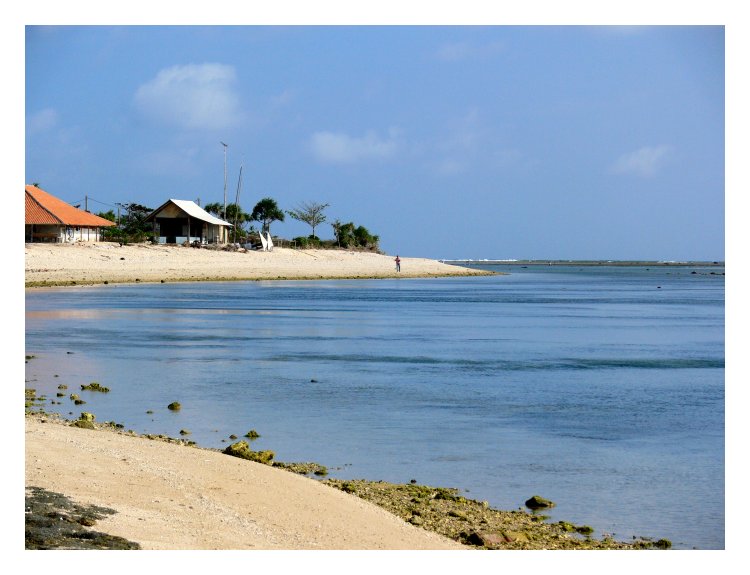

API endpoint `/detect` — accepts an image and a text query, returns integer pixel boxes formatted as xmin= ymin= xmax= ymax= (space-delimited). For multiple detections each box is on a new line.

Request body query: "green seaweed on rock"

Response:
xmin=81 ymin=382 xmax=110 ymax=393
xmin=223 ymin=441 xmax=275 ymax=465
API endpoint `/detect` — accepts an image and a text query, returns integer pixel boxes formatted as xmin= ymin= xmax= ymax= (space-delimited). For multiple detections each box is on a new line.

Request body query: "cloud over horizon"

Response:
xmin=610 ymin=145 xmax=672 ymax=177
xmin=133 ymin=63 xmax=243 ymax=131
xmin=308 ymin=128 xmax=401 ymax=164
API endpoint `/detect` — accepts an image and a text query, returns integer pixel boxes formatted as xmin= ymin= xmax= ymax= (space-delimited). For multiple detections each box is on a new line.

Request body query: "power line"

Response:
xmin=65 ymin=197 xmax=117 ymax=210
xmin=86 ymin=197 xmax=117 ymax=209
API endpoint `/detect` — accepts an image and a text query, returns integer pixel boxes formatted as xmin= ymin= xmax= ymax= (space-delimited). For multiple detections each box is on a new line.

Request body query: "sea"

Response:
xmin=24 ymin=263 xmax=725 ymax=550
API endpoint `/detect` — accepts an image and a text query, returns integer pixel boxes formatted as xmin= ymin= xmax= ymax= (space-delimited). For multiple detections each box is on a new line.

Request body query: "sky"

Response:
xmin=23 ymin=15 xmax=727 ymax=261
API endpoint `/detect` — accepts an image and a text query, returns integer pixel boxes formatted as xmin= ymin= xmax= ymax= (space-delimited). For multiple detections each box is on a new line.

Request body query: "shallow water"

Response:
xmin=25 ymin=265 xmax=725 ymax=549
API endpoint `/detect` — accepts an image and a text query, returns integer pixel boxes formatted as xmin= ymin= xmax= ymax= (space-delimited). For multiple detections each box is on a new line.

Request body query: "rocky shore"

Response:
xmin=24 ymin=407 xmax=669 ymax=551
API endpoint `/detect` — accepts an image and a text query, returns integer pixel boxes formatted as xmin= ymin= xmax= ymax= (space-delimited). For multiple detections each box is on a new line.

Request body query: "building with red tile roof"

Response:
xmin=25 ymin=184 xmax=116 ymax=243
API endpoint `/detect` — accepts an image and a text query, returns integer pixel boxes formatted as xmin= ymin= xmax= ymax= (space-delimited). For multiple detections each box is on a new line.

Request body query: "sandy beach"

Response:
xmin=25 ymin=414 xmax=462 ymax=550
xmin=25 ymin=243 xmax=493 ymax=287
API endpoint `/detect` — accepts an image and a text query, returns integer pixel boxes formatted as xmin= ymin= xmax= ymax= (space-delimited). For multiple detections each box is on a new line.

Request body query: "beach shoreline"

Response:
xmin=25 ymin=243 xmax=496 ymax=288
xmin=24 ymin=411 xmax=668 ymax=551
xmin=24 ymin=412 xmax=463 ymax=550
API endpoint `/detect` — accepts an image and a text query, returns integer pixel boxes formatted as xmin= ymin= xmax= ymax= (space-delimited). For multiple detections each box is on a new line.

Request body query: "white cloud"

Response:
xmin=309 ymin=128 xmax=401 ymax=164
xmin=133 ymin=64 xmax=243 ymax=131
xmin=610 ymin=145 xmax=672 ymax=177
xmin=27 ymin=108 xmax=59 ymax=134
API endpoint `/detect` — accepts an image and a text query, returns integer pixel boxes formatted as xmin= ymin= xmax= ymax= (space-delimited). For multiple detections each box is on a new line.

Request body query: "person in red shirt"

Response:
xmin=395 ymin=255 xmax=401 ymax=272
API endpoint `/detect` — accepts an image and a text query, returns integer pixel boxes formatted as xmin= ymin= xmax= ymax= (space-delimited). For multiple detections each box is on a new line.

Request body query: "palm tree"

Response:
xmin=204 ymin=202 xmax=225 ymax=220
xmin=251 ymin=197 xmax=285 ymax=235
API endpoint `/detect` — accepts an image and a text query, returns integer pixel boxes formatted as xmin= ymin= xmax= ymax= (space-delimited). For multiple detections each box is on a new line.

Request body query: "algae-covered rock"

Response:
xmin=79 ymin=412 xmax=95 ymax=422
xmin=322 ymin=478 xmax=663 ymax=550
xmin=71 ymin=419 xmax=95 ymax=429
xmin=81 ymin=382 xmax=110 ymax=393
xmin=274 ymin=461 xmax=328 ymax=476
xmin=179 ymin=429 xmax=191 ymax=435
xmin=558 ymin=521 xmax=577 ymax=532
xmin=74 ymin=399 xmax=86 ymax=405
xmin=525 ymin=495 xmax=555 ymax=509
xmin=244 ymin=429 xmax=260 ymax=439
xmin=69 ymin=394 xmax=80 ymax=401
xmin=167 ymin=402 xmax=181 ymax=411
xmin=223 ymin=440 xmax=275 ymax=465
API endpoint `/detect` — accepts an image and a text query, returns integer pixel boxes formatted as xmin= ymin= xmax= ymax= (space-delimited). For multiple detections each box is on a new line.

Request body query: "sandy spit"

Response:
xmin=25 ymin=415 xmax=464 ymax=550
xmin=25 ymin=243 xmax=494 ymax=286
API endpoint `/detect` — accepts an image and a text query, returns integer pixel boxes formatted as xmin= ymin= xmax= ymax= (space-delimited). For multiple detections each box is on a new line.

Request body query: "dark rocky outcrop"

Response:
xmin=25 ymin=486 xmax=140 ymax=549
xmin=525 ymin=495 xmax=555 ymax=509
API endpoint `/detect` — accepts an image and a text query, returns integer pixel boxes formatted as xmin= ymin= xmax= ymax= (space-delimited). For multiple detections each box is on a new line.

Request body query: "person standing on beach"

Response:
xmin=395 ymin=255 xmax=401 ymax=272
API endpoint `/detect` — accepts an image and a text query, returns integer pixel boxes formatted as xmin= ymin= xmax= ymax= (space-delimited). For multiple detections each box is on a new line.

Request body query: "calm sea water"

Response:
xmin=24 ymin=264 xmax=724 ymax=549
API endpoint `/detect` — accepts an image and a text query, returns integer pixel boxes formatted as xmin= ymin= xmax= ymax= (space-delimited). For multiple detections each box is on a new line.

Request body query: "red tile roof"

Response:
xmin=25 ymin=185 xmax=116 ymax=227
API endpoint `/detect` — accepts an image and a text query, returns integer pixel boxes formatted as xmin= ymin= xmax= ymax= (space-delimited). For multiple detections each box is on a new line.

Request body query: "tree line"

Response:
xmin=97 ymin=198 xmax=379 ymax=250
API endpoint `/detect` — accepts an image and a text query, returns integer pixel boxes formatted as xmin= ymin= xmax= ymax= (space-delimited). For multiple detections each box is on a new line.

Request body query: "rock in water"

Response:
xmin=525 ymin=495 xmax=555 ymax=509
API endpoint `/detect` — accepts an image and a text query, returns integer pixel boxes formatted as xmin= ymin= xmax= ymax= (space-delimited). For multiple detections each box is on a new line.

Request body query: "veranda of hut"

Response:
xmin=146 ymin=200 xmax=230 ymax=245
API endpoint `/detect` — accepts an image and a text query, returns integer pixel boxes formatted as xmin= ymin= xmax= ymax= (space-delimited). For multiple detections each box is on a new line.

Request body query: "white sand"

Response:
xmin=25 ymin=243 xmax=493 ymax=286
xmin=25 ymin=416 xmax=463 ymax=550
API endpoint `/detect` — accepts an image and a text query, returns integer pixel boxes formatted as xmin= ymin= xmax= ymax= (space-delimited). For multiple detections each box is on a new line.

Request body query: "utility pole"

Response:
xmin=221 ymin=141 xmax=228 ymax=220
xmin=233 ymin=164 xmax=243 ymax=244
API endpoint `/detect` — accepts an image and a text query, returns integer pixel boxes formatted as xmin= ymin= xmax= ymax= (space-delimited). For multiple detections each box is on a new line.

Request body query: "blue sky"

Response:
xmin=24 ymin=21 xmax=726 ymax=260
